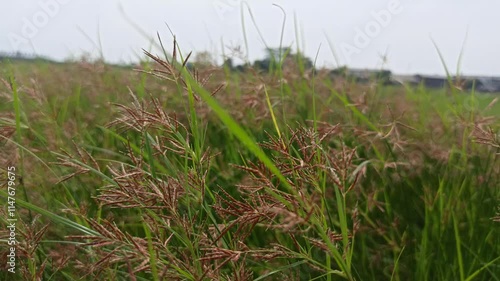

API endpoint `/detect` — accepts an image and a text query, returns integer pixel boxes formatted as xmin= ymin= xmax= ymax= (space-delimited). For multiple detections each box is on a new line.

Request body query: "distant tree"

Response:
xmin=373 ymin=70 xmax=392 ymax=85
xmin=223 ymin=47 xmax=314 ymax=73
xmin=253 ymin=59 xmax=271 ymax=72
xmin=254 ymin=47 xmax=314 ymax=73
xmin=265 ymin=47 xmax=292 ymax=61
xmin=222 ymin=58 xmax=234 ymax=71
xmin=235 ymin=63 xmax=250 ymax=72
xmin=194 ymin=51 xmax=215 ymax=66
xmin=293 ymin=52 xmax=313 ymax=70
xmin=330 ymin=66 xmax=349 ymax=77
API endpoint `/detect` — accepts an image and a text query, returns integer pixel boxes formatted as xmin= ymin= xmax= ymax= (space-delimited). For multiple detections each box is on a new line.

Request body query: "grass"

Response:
xmin=0 ymin=41 xmax=499 ymax=281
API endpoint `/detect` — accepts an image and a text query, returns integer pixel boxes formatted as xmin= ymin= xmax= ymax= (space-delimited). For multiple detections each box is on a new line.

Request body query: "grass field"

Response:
xmin=0 ymin=46 xmax=499 ymax=281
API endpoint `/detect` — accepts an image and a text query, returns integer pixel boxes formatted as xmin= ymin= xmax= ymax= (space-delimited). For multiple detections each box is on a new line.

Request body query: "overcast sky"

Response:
xmin=1 ymin=0 xmax=498 ymax=75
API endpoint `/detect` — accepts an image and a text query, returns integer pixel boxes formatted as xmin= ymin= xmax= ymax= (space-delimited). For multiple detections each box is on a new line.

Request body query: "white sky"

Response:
xmin=0 ymin=0 xmax=498 ymax=75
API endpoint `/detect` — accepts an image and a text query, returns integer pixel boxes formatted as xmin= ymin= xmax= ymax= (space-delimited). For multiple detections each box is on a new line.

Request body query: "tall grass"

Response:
xmin=0 ymin=39 xmax=499 ymax=280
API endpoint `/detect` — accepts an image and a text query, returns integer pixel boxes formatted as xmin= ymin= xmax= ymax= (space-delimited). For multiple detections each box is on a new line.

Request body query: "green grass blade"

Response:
xmin=0 ymin=190 xmax=100 ymax=236
xmin=254 ymin=260 xmax=307 ymax=281
xmin=453 ymin=214 xmax=465 ymax=281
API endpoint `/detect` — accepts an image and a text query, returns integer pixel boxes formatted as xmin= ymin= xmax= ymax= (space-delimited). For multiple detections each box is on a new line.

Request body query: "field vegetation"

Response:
xmin=0 ymin=39 xmax=499 ymax=280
